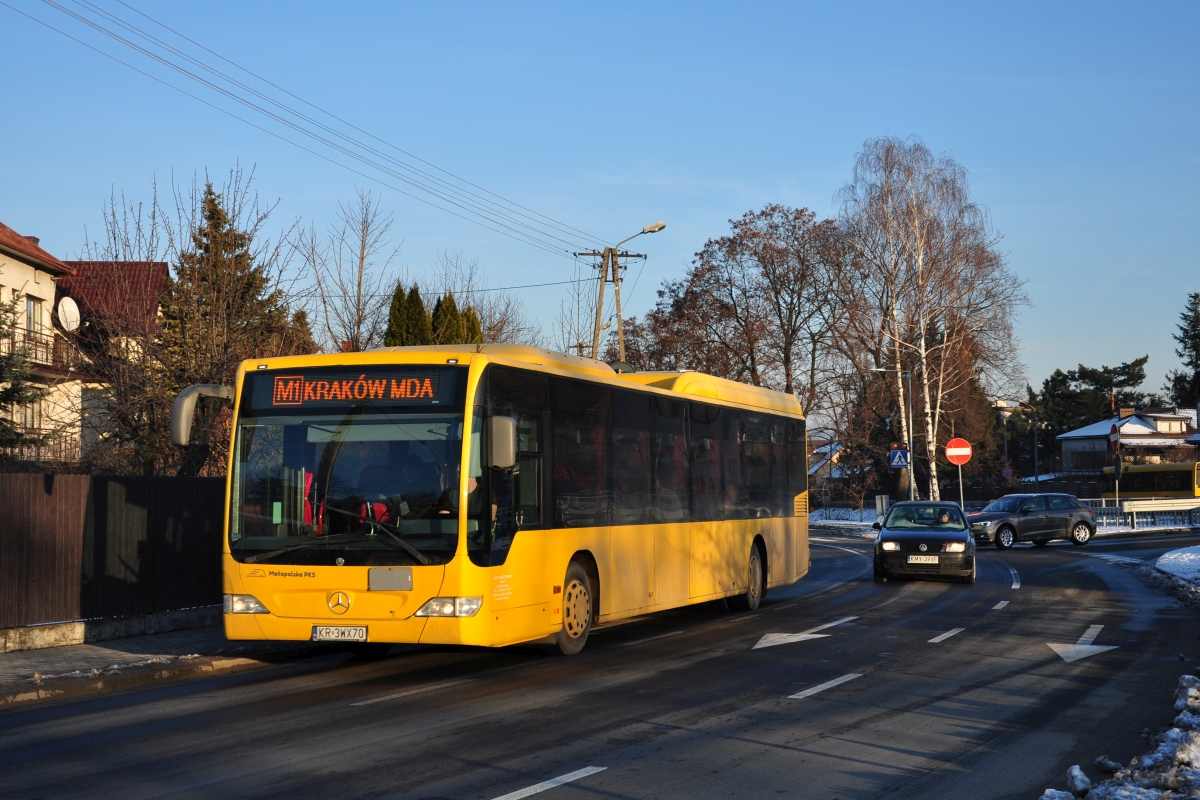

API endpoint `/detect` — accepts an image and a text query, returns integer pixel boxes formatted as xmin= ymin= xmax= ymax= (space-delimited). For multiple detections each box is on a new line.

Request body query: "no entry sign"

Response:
xmin=945 ymin=438 xmax=972 ymax=466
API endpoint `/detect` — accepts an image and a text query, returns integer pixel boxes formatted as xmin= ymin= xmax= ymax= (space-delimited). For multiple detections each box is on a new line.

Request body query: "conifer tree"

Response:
xmin=406 ymin=284 xmax=433 ymax=345
xmin=383 ymin=279 xmax=409 ymax=346
xmin=432 ymin=292 xmax=464 ymax=344
xmin=1167 ymin=291 xmax=1200 ymax=406
xmin=462 ymin=305 xmax=484 ymax=345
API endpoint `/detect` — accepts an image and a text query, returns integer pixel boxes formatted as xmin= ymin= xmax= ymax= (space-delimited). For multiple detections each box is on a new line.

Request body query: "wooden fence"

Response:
xmin=0 ymin=474 xmax=225 ymax=629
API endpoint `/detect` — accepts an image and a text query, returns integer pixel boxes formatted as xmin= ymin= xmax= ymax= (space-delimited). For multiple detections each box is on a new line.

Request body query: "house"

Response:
xmin=0 ymin=221 xmax=83 ymax=462
xmin=1057 ymin=407 xmax=1200 ymax=472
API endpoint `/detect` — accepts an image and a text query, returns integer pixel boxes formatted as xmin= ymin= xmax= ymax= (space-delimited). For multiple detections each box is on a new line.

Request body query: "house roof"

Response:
xmin=59 ymin=261 xmax=169 ymax=331
xmin=1057 ymin=411 xmax=1197 ymax=443
xmin=0 ymin=221 xmax=73 ymax=276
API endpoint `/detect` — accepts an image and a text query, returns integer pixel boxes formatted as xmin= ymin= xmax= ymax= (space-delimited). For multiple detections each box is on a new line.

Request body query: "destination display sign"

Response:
xmin=241 ymin=366 xmax=462 ymax=414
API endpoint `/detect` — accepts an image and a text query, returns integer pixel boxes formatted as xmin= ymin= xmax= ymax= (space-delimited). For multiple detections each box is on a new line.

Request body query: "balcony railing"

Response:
xmin=1 ymin=329 xmax=82 ymax=373
xmin=3 ymin=431 xmax=81 ymax=463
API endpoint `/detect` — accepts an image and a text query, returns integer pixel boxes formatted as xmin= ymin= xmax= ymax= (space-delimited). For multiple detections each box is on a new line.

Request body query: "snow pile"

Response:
xmin=1040 ymin=674 xmax=1200 ymax=798
xmin=1157 ymin=547 xmax=1200 ymax=585
xmin=808 ymin=507 xmax=880 ymax=523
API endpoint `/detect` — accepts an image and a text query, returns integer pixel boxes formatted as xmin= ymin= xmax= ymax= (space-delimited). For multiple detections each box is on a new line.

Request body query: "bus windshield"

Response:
xmin=229 ymin=367 xmax=468 ymax=566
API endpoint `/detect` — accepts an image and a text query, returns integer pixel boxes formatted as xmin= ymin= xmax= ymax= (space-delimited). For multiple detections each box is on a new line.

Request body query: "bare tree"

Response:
xmin=838 ymin=137 xmax=1027 ymax=499
xmin=301 ymin=188 xmax=400 ymax=352
xmin=435 ymin=251 xmax=544 ymax=347
xmin=554 ymin=259 xmax=599 ymax=356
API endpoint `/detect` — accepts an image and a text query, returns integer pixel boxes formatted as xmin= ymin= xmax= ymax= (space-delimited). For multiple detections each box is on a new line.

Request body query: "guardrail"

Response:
xmin=1077 ymin=497 xmax=1200 ymax=529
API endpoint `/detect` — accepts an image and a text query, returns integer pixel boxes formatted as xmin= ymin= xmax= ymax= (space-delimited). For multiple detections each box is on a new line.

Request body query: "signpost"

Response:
xmin=945 ymin=438 xmax=972 ymax=509
xmin=1110 ymin=423 xmax=1121 ymax=523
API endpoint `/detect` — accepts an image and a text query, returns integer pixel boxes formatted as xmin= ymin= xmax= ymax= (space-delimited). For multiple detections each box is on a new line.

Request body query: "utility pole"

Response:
xmin=574 ymin=221 xmax=663 ymax=362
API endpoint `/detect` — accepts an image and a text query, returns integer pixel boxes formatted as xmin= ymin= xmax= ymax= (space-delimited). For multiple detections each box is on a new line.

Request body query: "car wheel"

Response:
xmin=551 ymin=562 xmax=594 ymax=655
xmin=995 ymin=526 xmax=1015 ymax=549
xmin=1071 ymin=523 xmax=1093 ymax=546
xmin=961 ymin=560 xmax=976 ymax=585
xmin=345 ymin=642 xmax=392 ymax=660
xmin=874 ymin=559 xmax=888 ymax=584
xmin=729 ymin=544 xmax=765 ymax=610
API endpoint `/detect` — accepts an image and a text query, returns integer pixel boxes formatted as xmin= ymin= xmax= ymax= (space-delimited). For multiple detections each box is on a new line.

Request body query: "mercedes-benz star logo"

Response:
xmin=328 ymin=592 xmax=350 ymax=614
xmin=919 ymin=543 xmax=928 ymax=552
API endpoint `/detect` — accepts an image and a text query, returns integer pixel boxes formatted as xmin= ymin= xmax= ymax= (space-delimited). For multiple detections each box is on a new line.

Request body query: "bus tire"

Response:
xmin=345 ymin=642 xmax=392 ymax=660
xmin=728 ymin=543 xmax=765 ymax=611
xmin=552 ymin=562 xmax=593 ymax=656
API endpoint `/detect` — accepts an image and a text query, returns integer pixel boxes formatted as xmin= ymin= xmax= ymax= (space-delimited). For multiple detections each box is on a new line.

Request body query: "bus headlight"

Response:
xmin=224 ymin=594 xmax=269 ymax=614
xmin=415 ymin=597 xmax=483 ymax=617
xmin=944 ymin=542 xmax=967 ymax=553
xmin=881 ymin=541 xmax=899 ymax=551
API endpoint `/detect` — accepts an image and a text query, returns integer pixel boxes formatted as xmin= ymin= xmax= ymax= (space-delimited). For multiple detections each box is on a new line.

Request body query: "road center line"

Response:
xmin=622 ymin=630 xmax=684 ymax=646
xmin=788 ymin=673 xmax=862 ymax=699
xmin=351 ymin=678 xmax=474 ymax=706
xmin=993 ymin=600 xmax=1009 ymax=610
xmin=1009 ymin=567 xmax=1021 ymax=589
xmin=928 ymin=627 xmax=965 ymax=643
xmin=491 ymin=767 xmax=607 ymax=800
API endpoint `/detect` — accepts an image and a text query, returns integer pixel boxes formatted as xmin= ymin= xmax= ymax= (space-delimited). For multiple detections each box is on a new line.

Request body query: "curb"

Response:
xmin=0 ymin=607 xmax=222 ymax=654
xmin=0 ymin=643 xmax=337 ymax=711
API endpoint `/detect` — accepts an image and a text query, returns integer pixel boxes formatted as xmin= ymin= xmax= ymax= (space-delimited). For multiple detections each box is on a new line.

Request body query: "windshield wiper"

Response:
xmin=242 ymin=533 xmax=361 ymax=564
xmin=323 ymin=506 xmax=431 ymax=565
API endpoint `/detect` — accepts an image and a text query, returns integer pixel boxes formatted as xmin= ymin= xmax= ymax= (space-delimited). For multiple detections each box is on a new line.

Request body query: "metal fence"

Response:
xmin=0 ymin=474 xmax=225 ymax=630
xmin=1076 ymin=498 xmax=1200 ymax=529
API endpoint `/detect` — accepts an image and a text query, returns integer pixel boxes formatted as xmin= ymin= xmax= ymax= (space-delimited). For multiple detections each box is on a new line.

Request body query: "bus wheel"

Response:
xmin=552 ymin=562 xmax=593 ymax=656
xmin=729 ymin=544 xmax=764 ymax=611
xmin=345 ymin=642 xmax=392 ymax=660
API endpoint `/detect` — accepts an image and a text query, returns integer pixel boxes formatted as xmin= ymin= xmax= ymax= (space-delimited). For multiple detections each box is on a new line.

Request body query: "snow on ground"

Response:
xmin=1097 ymin=524 xmax=1194 ymax=536
xmin=808 ymin=507 xmax=881 ymax=523
xmin=1157 ymin=546 xmax=1200 ymax=585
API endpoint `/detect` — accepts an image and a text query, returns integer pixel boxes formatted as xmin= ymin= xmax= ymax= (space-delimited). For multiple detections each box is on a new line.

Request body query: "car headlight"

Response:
xmin=944 ymin=542 xmax=967 ymax=553
xmin=415 ymin=597 xmax=483 ymax=617
xmin=972 ymin=521 xmax=991 ymax=529
xmin=224 ymin=594 xmax=269 ymax=614
xmin=881 ymin=541 xmax=899 ymax=551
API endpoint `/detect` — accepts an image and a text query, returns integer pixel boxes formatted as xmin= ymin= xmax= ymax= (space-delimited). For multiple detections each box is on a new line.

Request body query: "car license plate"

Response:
xmin=312 ymin=625 xmax=367 ymax=642
xmin=907 ymin=555 xmax=939 ymax=564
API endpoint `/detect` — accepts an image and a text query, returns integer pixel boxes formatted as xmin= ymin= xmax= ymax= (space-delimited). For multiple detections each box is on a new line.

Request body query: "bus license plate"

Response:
xmin=312 ymin=625 xmax=367 ymax=642
xmin=907 ymin=555 xmax=938 ymax=565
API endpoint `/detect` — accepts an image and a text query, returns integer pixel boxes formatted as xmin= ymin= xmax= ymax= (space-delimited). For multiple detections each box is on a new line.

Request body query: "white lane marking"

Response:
xmin=753 ymin=616 xmax=859 ymax=649
xmin=1009 ymin=567 xmax=1021 ymax=589
xmin=491 ymin=767 xmax=607 ymax=800
xmin=622 ymin=630 xmax=684 ymax=646
xmin=993 ymin=600 xmax=1009 ymax=610
xmin=1048 ymin=624 xmax=1118 ymax=663
xmin=1087 ymin=553 xmax=1143 ymax=566
xmin=351 ymin=678 xmax=474 ymax=706
xmin=788 ymin=673 xmax=863 ymax=699
xmin=928 ymin=627 xmax=965 ymax=643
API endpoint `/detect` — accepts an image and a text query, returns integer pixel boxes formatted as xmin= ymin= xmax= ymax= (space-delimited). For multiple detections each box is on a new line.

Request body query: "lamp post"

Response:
xmin=993 ymin=400 xmax=1016 ymax=465
xmin=578 ymin=221 xmax=666 ymax=363
xmin=872 ymin=367 xmax=915 ymax=501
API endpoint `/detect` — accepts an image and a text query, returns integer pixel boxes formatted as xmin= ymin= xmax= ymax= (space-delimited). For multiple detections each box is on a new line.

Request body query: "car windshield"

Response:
xmin=982 ymin=497 xmax=1023 ymax=513
xmin=229 ymin=366 xmax=468 ymax=566
xmin=884 ymin=505 xmax=967 ymax=530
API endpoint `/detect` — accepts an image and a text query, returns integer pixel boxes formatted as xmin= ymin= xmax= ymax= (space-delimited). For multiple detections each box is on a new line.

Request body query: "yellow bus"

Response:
xmin=171 ymin=345 xmax=810 ymax=656
xmin=1102 ymin=462 xmax=1200 ymax=499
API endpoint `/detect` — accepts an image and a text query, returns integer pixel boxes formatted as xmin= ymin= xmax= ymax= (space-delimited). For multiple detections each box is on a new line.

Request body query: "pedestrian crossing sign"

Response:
xmin=889 ymin=449 xmax=909 ymax=469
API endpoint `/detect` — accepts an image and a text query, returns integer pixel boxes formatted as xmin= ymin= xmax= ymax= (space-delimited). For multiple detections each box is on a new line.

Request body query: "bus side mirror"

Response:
xmin=171 ymin=384 xmax=235 ymax=446
xmin=488 ymin=416 xmax=517 ymax=469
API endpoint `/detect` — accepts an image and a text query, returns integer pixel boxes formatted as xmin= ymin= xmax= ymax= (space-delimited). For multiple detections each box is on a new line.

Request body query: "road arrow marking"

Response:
xmin=1009 ymin=568 xmax=1021 ymax=589
xmin=789 ymin=673 xmax=863 ymax=699
xmin=753 ymin=616 xmax=859 ymax=650
xmin=1047 ymin=624 xmax=1118 ymax=663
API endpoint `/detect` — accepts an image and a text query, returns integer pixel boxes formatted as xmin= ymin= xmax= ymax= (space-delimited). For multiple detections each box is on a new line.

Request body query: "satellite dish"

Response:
xmin=58 ymin=296 xmax=81 ymax=332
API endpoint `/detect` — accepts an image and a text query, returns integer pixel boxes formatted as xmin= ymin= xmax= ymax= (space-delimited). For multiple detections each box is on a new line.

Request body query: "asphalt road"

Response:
xmin=3 ymin=531 xmax=1199 ymax=800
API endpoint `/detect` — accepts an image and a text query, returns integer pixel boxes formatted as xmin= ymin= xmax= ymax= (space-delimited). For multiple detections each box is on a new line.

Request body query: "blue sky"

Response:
xmin=2 ymin=1 xmax=1197 ymax=393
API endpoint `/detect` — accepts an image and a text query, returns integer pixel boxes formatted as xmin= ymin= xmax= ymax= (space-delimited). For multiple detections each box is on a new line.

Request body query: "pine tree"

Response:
xmin=462 ymin=305 xmax=484 ymax=345
xmin=432 ymin=292 xmax=464 ymax=344
xmin=406 ymin=285 xmax=433 ymax=345
xmin=1166 ymin=291 xmax=1200 ymax=406
xmin=383 ymin=279 xmax=409 ymax=346
xmin=0 ymin=297 xmax=50 ymax=454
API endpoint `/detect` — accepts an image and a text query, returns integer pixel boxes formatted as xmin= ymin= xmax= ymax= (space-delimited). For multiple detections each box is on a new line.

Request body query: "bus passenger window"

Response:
xmin=741 ymin=414 xmax=773 ymax=518
xmin=652 ymin=397 xmax=689 ymax=523
xmin=612 ymin=390 xmax=652 ymax=525
xmin=551 ymin=378 xmax=612 ymax=527
xmin=689 ymin=403 xmax=723 ymax=521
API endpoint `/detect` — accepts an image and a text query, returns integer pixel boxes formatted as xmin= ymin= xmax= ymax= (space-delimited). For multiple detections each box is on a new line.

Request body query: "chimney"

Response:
xmin=1119 ymin=407 xmax=1136 ymax=418
xmin=23 ymin=235 xmax=40 ymax=247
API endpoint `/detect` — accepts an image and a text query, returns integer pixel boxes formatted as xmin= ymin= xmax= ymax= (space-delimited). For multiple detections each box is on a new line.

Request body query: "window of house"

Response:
xmin=26 ymin=296 xmax=42 ymax=333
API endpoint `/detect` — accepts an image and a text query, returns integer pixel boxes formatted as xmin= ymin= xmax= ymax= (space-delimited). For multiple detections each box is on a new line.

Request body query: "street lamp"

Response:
xmin=993 ymin=400 xmax=1017 ymax=465
xmin=871 ymin=367 xmax=915 ymax=501
xmin=583 ymin=222 xmax=666 ymax=363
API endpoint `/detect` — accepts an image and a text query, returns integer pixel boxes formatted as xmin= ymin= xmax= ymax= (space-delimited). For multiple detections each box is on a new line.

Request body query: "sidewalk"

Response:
xmin=0 ymin=624 xmax=332 ymax=710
